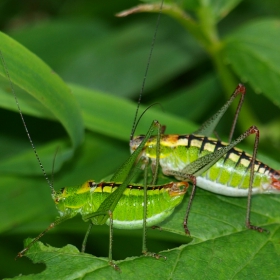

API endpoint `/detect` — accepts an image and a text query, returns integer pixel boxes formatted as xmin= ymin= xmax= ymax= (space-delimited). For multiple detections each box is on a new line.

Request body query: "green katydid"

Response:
xmin=130 ymin=83 xmax=280 ymax=235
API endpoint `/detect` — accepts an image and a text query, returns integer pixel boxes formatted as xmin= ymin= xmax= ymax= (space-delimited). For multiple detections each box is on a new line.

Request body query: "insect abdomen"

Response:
xmin=110 ymin=182 xmax=187 ymax=229
xmin=133 ymin=134 xmax=279 ymax=196
xmin=56 ymin=181 xmax=188 ymax=229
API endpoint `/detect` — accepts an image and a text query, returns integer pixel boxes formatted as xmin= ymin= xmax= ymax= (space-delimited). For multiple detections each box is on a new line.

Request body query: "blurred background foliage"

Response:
xmin=1 ymin=0 xmax=280 ymax=278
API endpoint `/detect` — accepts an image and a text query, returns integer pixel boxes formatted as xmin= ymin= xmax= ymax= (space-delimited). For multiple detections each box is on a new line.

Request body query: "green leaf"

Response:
xmin=5 ymin=212 xmax=280 ymax=279
xmin=159 ymin=74 xmax=221 ymax=121
xmin=166 ymin=0 xmax=243 ymax=21
xmin=0 ymin=32 xmax=84 ymax=173
xmin=224 ymin=19 xmax=280 ymax=107
xmin=140 ymin=0 xmax=242 ymax=20
xmin=200 ymin=0 xmax=243 ymax=22
xmin=69 ymin=83 xmax=196 ymax=140
xmin=10 ymin=18 xmax=201 ymax=99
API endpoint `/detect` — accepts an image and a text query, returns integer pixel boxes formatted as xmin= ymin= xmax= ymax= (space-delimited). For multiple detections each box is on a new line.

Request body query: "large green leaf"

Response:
xmin=9 ymin=18 xmax=202 ymax=99
xmin=0 ymin=32 xmax=84 ymax=174
xmin=4 ymin=193 xmax=280 ymax=280
xmin=0 ymin=32 xmax=84 ymax=147
xmin=224 ymin=19 xmax=280 ymax=107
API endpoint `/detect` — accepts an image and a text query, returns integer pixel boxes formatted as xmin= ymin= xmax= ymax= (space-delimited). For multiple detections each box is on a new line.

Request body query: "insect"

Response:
xmin=130 ymin=83 xmax=280 ymax=235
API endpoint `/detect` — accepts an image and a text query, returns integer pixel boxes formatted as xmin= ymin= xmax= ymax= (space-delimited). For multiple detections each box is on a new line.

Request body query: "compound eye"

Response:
xmin=88 ymin=181 xmax=97 ymax=188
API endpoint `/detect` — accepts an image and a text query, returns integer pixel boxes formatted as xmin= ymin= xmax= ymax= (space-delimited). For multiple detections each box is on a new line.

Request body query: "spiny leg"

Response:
xmin=81 ymin=222 xmax=93 ymax=253
xmin=108 ymin=210 xmax=120 ymax=271
xmin=142 ymin=162 xmax=149 ymax=255
xmin=142 ymin=161 xmax=166 ymax=260
xmin=183 ymin=175 xmax=197 ymax=235
xmin=16 ymin=216 xmax=69 ymax=259
xmin=228 ymin=84 xmax=246 ymax=143
xmin=245 ymin=126 xmax=269 ymax=233
xmin=150 ymin=117 xmax=161 ymax=185
xmin=163 ymin=172 xmax=197 ymax=236
xmin=194 ymin=84 xmax=246 ymax=141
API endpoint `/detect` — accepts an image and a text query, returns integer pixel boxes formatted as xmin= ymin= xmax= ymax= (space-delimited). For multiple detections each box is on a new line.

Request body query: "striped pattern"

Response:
xmin=131 ymin=134 xmax=280 ymax=196
xmin=54 ymin=180 xmax=188 ymax=229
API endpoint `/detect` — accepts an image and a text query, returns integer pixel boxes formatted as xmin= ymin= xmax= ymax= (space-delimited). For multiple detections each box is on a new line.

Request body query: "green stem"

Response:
xmin=163 ymin=3 xmax=259 ymax=133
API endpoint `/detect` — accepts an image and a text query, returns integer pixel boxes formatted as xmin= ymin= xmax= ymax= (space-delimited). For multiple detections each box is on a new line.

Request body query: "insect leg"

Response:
xmin=142 ymin=123 xmax=166 ymax=259
xmin=108 ymin=210 xmax=120 ymax=271
xmin=142 ymin=160 xmax=149 ymax=255
xmin=245 ymin=126 xmax=269 ymax=233
xmin=81 ymin=222 xmax=93 ymax=253
xmin=183 ymin=175 xmax=196 ymax=235
xmin=194 ymin=84 xmax=246 ymax=141
xmin=141 ymin=158 xmax=167 ymax=260
xmin=16 ymin=215 xmax=71 ymax=258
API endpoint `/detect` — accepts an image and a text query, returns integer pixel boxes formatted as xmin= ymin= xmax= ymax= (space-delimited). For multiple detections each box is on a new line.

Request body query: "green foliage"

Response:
xmin=1 ymin=0 xmax=280 ymax=279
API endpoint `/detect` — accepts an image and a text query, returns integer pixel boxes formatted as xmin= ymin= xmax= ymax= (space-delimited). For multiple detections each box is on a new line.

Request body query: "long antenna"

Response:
xmin=129 ymin=0 xmax=164 ymax=140
xmin=0 ymin=51 xmax=56 ymax=196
